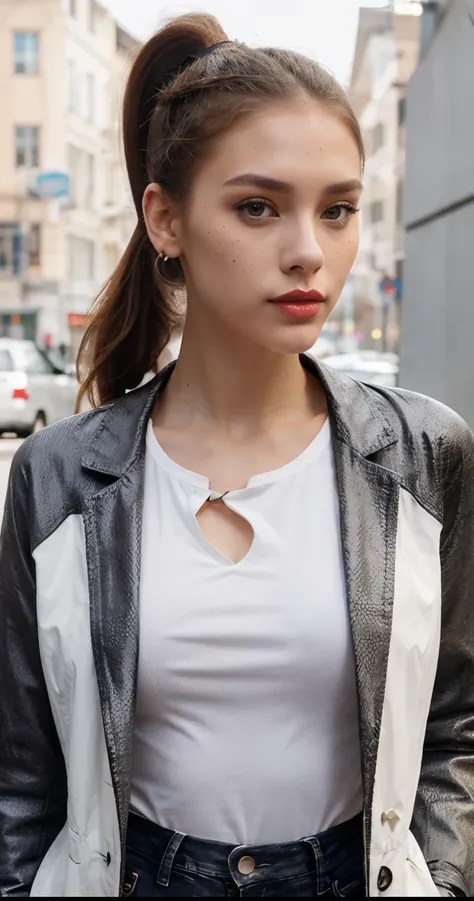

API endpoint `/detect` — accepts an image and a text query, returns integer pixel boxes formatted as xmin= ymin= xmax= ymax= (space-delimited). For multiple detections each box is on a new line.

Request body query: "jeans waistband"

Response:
xmin=126 ymin=811 xmax=364 ymax=890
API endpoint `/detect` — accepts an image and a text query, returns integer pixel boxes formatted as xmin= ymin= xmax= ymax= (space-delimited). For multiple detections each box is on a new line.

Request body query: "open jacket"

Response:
xmin=1 ymin=355 xmax=474 ymax=898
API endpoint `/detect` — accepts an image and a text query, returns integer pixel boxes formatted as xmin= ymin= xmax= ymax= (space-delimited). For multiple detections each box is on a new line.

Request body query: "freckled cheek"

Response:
xmin=197 ymin=226 xmax=267 ymax=276
xmin=343 ymin=237 xmax=359 ymax=268
xmin=186 ymin=230 xmax=257 ymax=296
xmin=326 ymin=232 xmax=359 ymax=271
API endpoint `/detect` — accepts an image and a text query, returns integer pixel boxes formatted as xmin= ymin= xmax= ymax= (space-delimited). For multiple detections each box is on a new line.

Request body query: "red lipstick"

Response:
xmin=270 ymin=289 xmax=325 ymax=319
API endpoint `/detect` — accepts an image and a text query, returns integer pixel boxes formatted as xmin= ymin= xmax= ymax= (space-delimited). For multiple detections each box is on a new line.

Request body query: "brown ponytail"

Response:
xmin=75 ymin=15 xmax=227 ymax=410
xmin=74 ymin=224 xmax=179 ymax=408
xmin=76 ymin=13 xmax=363 ymax=409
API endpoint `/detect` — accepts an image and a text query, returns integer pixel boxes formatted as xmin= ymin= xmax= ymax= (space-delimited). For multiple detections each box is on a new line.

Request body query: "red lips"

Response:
xmin=270 ymin=289 xmax=325 ymax=303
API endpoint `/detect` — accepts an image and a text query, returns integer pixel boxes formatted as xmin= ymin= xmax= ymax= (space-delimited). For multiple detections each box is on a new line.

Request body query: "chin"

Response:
xmin=266 ymin=325 xmax=323 ymax=357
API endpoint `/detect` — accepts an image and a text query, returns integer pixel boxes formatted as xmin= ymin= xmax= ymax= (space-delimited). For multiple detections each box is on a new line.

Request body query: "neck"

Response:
xmin=157 ymin=316 xmax=326 ymax=440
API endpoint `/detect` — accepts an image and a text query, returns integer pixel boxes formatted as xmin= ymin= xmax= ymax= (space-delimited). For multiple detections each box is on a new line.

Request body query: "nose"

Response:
xmin=281 ymin=219 xmax=324 ymax=275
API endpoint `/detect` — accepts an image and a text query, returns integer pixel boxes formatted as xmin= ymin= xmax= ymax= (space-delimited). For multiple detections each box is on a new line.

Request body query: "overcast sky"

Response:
xmin=103 ymin=0 xmax=391 ymax=86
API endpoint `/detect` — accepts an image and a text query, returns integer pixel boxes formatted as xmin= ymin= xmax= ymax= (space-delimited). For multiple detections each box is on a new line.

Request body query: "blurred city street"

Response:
xmin=0 ymin=439 xmax=20 ymax=522
xmin=0 ymin=0 xmax=472 ymax=426
xmin=0 ymin=0 xmax=473 ymax=505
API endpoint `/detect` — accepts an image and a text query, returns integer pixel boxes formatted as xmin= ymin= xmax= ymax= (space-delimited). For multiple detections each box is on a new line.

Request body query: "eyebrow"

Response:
xmin=223 ymin=174 xmax=363 ymax=195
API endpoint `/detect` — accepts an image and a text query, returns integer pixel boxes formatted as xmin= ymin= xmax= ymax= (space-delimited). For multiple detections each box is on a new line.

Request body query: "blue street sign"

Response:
xmin=34 ymin=171 xmax=70 ymax=199
xmin=379 ymin=275 xmax=401 ymax=303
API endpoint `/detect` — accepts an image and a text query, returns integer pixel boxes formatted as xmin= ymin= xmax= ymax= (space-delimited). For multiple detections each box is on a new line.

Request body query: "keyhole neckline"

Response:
xmin=146 ymin=417 xmax=331 ymax=496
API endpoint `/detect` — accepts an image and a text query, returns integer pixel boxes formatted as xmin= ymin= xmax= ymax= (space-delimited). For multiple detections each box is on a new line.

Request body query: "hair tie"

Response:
xmin=200 ymin=40 xmax=235 ymax=58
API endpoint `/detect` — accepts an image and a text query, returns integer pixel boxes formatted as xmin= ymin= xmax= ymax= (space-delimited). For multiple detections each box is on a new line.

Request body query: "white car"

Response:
xmin=322 ymin=351 xmax=399 ymax=387
xmin=0 ymin=339 xmax=78 ymax=437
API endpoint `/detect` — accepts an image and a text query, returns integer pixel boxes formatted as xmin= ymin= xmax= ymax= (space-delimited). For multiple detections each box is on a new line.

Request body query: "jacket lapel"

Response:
xmin=333 ymin=439 xmax=400 ymax=813
xmin=80 ymin=368 xmax=173 ymax=855
xmin=82 ymin=464 xmax=144 ymax=856
xmin=306 ymin=356 xmax=401 ymax=868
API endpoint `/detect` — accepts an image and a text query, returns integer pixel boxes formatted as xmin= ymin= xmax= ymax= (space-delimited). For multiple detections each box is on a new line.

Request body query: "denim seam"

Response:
xmin=173 ymin=861 xmax=233 ymax=880
xmin=332 ymin=878 xmax=361 ymax=897
xmin=250 ymin=869 xmax=315 ymax=885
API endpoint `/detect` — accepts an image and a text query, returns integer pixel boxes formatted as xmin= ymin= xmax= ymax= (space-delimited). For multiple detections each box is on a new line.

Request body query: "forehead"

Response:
xmin=201 ymin=102 xmax=362 ymax=191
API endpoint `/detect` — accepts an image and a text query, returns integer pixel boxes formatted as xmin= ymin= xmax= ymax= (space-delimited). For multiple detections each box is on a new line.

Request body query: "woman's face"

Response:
xmin=146 ymin=101 xmax=362 ymax=355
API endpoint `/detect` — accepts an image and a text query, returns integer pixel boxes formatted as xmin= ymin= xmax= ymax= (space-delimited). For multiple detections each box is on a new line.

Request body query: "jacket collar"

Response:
xmin=81 ymin=354 xmax=398 ymax=478
xmin=303 ymin=354 xmax=397 ymax=457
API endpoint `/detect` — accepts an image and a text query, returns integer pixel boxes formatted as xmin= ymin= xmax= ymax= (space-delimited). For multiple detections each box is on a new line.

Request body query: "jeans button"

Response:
xmin=377 ymin=866 xmax=393 ymax=891
xmin=237 ymin=855 xmax=256 ymax=875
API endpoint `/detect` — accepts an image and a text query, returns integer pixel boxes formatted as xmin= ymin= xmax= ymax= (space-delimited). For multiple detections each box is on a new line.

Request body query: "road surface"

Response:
xmin=0 ymin=439 xmax=22 ymax=524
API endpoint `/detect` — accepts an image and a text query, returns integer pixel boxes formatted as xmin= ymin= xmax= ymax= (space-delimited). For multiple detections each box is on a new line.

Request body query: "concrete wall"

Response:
xmin=400 ymin=0 xmax=474 ymax=426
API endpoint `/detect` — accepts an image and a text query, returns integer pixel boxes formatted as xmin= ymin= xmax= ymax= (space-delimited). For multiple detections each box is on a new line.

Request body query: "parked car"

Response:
xmin=321 ymin=351 xmax=399 ymax=387
xmin=0 ymin=339 xmax=78 ymax=437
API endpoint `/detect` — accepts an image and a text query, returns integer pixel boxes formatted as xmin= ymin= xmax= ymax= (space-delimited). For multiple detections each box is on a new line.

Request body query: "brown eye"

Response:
xmin=236 ymin=199 xmax=277 ymax=219
xmin=322 ymin=203 xmax=359 ymax=225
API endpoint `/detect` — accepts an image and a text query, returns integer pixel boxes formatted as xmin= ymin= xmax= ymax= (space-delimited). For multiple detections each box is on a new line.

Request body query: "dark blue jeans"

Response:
xmin=122 ymin=811 xmax=365 ymax=897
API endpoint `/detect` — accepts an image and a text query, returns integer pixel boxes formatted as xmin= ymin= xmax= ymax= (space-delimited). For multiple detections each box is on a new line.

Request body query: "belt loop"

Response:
xmin=156 ymin=831 xmax=186 ymax=887
xmin=303 ymin=836 xmax=329 ymax=896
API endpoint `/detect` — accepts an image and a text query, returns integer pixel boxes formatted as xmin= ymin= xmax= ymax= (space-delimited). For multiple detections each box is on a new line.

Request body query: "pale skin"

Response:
xmin=143 ymin=100 xmax=362 ymax=563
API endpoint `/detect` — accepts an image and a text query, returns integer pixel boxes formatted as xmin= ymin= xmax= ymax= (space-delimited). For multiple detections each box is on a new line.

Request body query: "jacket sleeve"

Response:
xmin=0 ymin=444 xmax=67 ymax=897
xmin=412 ymin=416 xmax=474 ymax=898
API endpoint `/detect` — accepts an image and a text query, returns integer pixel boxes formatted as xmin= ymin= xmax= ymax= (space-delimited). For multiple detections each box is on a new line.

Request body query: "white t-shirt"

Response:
xmin=130 ymin=418 xmax=363 ymax=844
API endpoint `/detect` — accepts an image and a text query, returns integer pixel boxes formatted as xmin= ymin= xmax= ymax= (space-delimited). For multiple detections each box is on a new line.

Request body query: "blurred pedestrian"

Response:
xmin=1 ymin=13 xmax=473 ymax=899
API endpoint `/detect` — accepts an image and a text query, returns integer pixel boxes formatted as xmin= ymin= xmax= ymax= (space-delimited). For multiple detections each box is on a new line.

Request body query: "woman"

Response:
xmin=0 ymin=13 xmax=473 ymax=899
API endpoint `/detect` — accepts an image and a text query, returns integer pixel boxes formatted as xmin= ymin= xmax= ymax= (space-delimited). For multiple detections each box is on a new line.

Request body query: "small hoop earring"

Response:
xmin=154 ymin=252 xmax=180 ymax=287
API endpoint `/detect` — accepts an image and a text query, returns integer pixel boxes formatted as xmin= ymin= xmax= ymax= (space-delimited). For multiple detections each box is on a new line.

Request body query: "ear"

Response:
xmin=142 ymin=183 xmax=182 ymax=259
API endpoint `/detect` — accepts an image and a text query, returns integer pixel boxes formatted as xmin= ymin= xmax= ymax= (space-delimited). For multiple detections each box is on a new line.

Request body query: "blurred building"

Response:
xmin=0 ymin=0 xmax=139 ymax=359
xmin=348 ymin=4 xmax=421 ymax=352
xmin=399 ymin=0 xmax=474 ymax=427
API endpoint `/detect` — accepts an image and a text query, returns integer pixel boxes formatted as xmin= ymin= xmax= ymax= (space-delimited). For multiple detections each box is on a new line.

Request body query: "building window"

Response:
xmin=15 ymin=126 xmax=39 ymax=167
xmin=88 ymin=0 xmax=97 ymax=33
xmin=68 ymin=144 xmax=80 ymax=205
xmin=29 ymin=224 xmax=41 ymax=267
xmin=68 ymin=144 xmax=95 ymax=208
xmin=13 ymin=33 xmax=39 ymax=74
xmin=370 ymin=200 xmax=384 ymax=224
xmin=0 ymin=223 xmax=21 ymax=276
xmin=67 ymin=59 xmax=78 ymax=111
xmin=68 ymin=235 xmax=95 ymax=281
xmin=68 ymin=144 xmax=78 ymax=204
xmin=0 ymin=349 xmax=14 ymax=371
xmin=373 ymin=123 xmax=385 ymax=152
xmin=396 ymin=180 xmax=404 ymax=225
xmin=86 ymin=72 xmax=95 ymax=122
xmin=105 ymin=243 xmax=119 ymax=273
xmin=101 ymin=82 xmax=110 ymax=130
xmin=86 ymin=153 xmax=94 ymax=206
xmin=398 ymin=96 xmax=407 ymax=127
